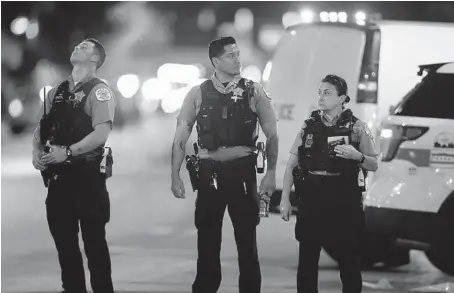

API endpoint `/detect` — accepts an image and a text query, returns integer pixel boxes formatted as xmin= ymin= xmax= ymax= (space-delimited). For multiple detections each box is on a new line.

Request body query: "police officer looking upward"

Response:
xmin=280 ymin=74 xmax=379 ymax=293
xmin=171 ymin=37 xmax=279 ymax=293
xmin=32 ymin=39 xmax=115 ymax=293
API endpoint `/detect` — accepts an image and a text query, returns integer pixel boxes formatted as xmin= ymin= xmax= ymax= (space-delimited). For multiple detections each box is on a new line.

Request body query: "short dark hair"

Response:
xmin=322 ymin=74 xmax=351 ymax=103
xmin=85 ymin=38 xmax=106 ymax=70
xmin=208 ymin=37 xmax=236 ymax=67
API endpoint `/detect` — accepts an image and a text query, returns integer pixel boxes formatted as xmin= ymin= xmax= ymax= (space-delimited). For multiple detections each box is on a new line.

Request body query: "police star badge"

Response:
xmin=73 ymin=91 xmax=85 ymax=103
xmin=95 ymin=88 xmax=112 ymax=101
xmin=231 ymin=87 xmax=244 ymax=103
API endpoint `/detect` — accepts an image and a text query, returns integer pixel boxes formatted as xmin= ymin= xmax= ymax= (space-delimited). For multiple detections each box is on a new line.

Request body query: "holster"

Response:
xmin=100 ymin=147 xmax=113 ymax=179
xmin=292 ymin=165 xmax=307 ymax=199
xmin=186 ymin=155 xmax=200 ymax=191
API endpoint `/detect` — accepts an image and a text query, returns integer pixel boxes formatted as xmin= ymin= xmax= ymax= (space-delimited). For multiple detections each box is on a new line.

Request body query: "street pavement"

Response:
xmin=2 ymin=115 xmax=453 ymax=293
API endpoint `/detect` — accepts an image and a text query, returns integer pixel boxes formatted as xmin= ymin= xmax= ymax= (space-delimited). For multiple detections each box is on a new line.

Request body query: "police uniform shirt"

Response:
xmin=37 ymin=74 xmax=116 ymax=159
xmin=289 ymin=109 xmax=379 ymax=159
xmin=177 ymin=74 xmax=278 ymax=157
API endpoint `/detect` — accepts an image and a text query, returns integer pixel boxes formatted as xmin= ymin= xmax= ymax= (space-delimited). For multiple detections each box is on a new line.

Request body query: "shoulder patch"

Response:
xmin=95 ymin=88 xmax=112 ymax=101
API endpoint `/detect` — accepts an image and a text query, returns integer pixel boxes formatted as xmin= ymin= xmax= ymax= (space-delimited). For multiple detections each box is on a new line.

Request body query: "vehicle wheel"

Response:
xmin=425 ymin=193 xmax=454 ymax=275
xmin=324 ymin=232 xmax=410 ymax=269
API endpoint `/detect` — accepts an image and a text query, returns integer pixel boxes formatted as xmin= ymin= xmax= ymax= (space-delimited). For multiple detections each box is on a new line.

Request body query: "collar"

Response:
xmin=68 ymin=74 xmax=96 ymax=92
xmin=210 ymin=74 xmax=242 ymax=94
xmin=320 ymin=108 xmax=347 ymax=126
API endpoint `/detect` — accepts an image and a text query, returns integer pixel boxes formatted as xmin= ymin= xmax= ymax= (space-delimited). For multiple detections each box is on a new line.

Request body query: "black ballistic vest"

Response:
xmin=44 ymin=78 xmax=105 ymax=157
xmin=298 ymin=109 xmax=360 ymax=175
xmin=196 ymin=78 xmax=258 ymax=150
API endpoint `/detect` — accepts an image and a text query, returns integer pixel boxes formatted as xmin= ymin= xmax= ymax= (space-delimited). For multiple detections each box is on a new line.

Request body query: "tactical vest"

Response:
xmin=43 ymin=77 xmax=106 ymax=158
xmin=298 ymin=109 xmax=360 ymax=175
xmin=196 ymin=78 xmax=258 ymax=150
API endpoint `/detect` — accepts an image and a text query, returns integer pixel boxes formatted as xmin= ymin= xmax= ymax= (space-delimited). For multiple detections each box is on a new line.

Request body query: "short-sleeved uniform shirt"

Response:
xmin=39 ymin=74 xmax=116 ymax=128
xmin=177 ymin=74 xmax=278 ymax=160
xmin=289 ymin=109 xmax=379 ymax=158
xmin=36 ymin=74 xmax=116 ymax=159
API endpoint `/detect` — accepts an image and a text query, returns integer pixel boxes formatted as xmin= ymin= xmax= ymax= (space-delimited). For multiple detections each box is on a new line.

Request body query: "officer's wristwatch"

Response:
xmin=359 ymin=154 xmax=366 ymax=164
xmin=66 ymin=146 xmax=73 ymax=158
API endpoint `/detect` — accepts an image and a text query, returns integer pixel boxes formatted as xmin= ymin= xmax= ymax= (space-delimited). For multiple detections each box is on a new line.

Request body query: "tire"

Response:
xmin=324 ymin=232 xmax=410 ymax=269
xmin=425 ymin=192 xmax=454 ymax=275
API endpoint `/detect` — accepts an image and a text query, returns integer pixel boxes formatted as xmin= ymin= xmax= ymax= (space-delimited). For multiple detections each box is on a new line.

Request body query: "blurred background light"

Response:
xmin=242 ymin=65 xmax=262 ymax=83
xmin=9 ymin=99 xmax=23 ymax=118
xmin=320 ymin=11 xmax=329 ymax=22
xmin=300 ymin=9 xmax=314 ymax=23
xmin=338 ymin=12 xmax=348 ymax=23
xmin=157 ymin=63 xmax=201 ymax=84
xmin=25 ymin=20 xmax=39 ymax=39
xmin=329 ymin=12 xmax=338 ymax=22
xmin=10 ymin=17 xmax=29 ymax=35
xmin=262 ymin=61 xmax=272 ymax=82
xmin=234 ymin=8 xmax=254 ymax=33
xmin=161 ymin=86 xmax=191 ymax=114
xmin=141 ymin=78 xmax=171 ymax=101
xmin=117 ymin=74 xmax=140 ymax=98
xmin=355 ymin=11 xmax=367 ymax=25
xmin=282 ymin=11 xmax=301 ymax=28
xmin=197 ymin=8 xmax=216 ymax=32
xmin=39 ymin=85 xmax=53 ymax=102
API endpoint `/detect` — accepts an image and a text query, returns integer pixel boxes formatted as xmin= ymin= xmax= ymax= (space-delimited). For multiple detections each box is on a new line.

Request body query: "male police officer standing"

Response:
xmin=32 ymin=39 xmax=115 ymax=293
xmin=280 ymin=74 xmax=379 ymax=293
xmin=171 ymin=37 xmax=278 ymax=293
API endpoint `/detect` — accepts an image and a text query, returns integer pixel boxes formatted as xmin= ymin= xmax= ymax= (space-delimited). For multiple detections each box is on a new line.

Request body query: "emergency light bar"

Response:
xmin=283 ymin=10 xmax=382 ymax=28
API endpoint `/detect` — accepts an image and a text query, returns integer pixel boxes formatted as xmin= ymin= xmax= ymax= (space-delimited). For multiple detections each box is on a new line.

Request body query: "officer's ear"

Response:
xmin=339 ymin=94 xmax=347 ymax=104
xmin=212 ymin=57 xmax=220 ymax=67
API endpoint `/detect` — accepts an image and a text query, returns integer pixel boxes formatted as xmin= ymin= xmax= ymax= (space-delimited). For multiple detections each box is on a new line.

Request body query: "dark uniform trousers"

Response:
xmin=192 ymin=157 xmax=262 ymax=293
xmin=45 ymin=161 xmax=113 ymax=293
xmin=295 ymin=173 xmax=364 ymax=293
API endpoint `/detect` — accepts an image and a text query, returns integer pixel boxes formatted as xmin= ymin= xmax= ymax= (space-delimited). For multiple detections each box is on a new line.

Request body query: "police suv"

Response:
xmin=364 ymin=62 xmax=454 ymax=275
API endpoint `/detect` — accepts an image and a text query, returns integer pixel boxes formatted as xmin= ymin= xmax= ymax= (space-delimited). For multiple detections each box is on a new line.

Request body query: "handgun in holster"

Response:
xmin=186 ymin=142 xmax=200 ymax=191
xmin=100 ymin=147 xmax=113 ymax=179
xmin=256 ymin=141 xmax=266 ymax=174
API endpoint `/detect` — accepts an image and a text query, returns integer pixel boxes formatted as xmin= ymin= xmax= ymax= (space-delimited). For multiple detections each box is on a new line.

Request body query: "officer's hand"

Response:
xmin=334 ymin=145 xmax=362 ymax=161
xmin=32 ymin=151 xmax=47 ymax=171
xmin=259 ymin=171 xmax=276 ymax=198
xmin=171 ymin=176 xmax=186 ymax=199
xmin=280 ymin=198 xmax=292 ymax=222
xmin=41 ymin=145 xmax=68 ymax=165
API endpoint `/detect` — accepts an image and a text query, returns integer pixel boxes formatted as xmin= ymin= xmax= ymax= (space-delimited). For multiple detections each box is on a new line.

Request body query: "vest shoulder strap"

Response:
xmin=200 ymin=79 xmax=219 ymax=101
xmin=79 ymin=77 xmax=106 ymax=96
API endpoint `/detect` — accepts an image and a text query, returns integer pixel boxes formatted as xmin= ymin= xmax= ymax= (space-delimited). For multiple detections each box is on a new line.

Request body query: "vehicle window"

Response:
xmin=393 ymin=73 xmax=454 ymax=119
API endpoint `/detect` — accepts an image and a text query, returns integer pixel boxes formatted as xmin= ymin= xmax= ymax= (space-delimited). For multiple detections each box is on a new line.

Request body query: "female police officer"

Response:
xmin=280 ymin=74 xmax=379 ymax=293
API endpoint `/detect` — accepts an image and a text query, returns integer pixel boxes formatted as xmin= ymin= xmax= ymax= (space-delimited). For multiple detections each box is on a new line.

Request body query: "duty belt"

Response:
xmin=308 ymin=170 xmax=341 ymax=176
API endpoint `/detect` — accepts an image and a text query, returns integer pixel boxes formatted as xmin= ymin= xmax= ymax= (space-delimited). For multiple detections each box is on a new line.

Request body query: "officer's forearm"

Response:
xmin=265 ymin=134 xmax=278 ymax=172
xmin=70 ymin=124 xmax=111 ymax=156
xmin=361 ymin=155 xmax=378 ymax=172
xmin=171 ymin=121 xmax=193 ymax=178
xmin=282 ymin=154 xmax=298 ymax=200
xmin=32 ymin=125 xmax=44 ymax=154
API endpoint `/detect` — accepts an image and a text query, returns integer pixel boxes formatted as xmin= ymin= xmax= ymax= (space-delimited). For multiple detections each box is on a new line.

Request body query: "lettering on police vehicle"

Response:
xmin=95 ymin=88 xmax=112 ymax=101
xmin=274 ymin=103 xmax=295 ymax=121
xmin=430 ymin=132 xmax=454 ymax=168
